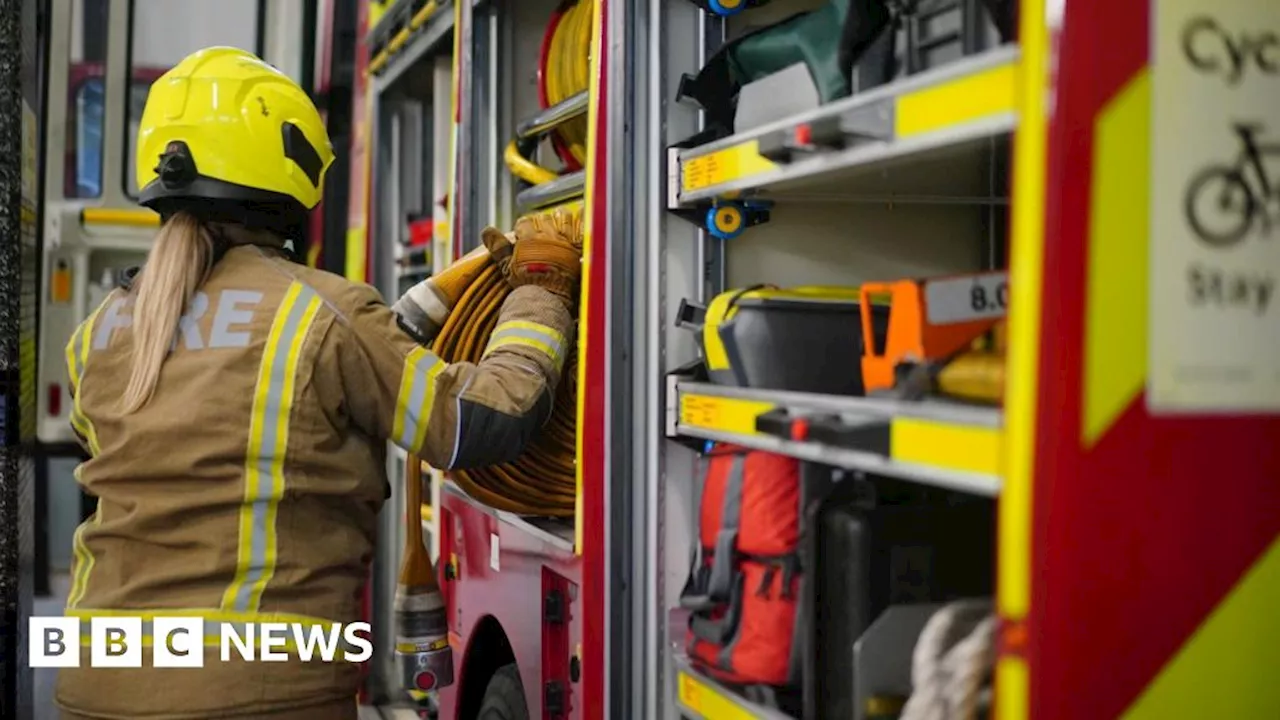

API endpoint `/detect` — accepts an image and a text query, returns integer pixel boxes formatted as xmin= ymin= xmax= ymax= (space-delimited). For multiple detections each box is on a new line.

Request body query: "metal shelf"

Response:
xmin=370 ymin=0 xmax=458 ymax=92
xmin=666 ymin=379 xmax=1001 ymax=497
xmin=669 ymin=46 xmax=1019 ymax=206
xmin=516 ymin=91 xmax=590 ymax=140
xmin=673 ymin=653 xmax=795 ymax=720
xmin=515 ymin=171 xmax=586 ymax=214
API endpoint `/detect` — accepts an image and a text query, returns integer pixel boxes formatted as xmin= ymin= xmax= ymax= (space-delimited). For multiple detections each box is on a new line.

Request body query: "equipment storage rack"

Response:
xmin=357 ymin=0 xmax=460 ymax=706
xmin=359 ymin=0 xmax=648 ymax=715
xmin=642 ymin=1 xmax=1280 ymax=719
xmin=359 ymin=0 xmax=1280 ymax=716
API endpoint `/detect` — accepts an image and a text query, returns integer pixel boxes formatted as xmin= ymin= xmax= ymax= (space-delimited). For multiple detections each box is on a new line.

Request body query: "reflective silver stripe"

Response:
xmin=224 ymin=282 xmax=324 ymax=613
xmin=483 ymin=320 xmax=567 ymax=367
xmin=393 ymin=346 xmax=446 ymax=450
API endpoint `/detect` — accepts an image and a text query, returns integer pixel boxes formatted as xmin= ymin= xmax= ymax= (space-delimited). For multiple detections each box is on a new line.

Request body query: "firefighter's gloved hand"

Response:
xmin=482 ymin=216 xmax=582 ymax=308
xmin=392 ymin=244 xmax=491 ymax=336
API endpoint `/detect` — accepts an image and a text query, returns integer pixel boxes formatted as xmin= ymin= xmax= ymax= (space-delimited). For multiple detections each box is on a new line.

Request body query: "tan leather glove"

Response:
xmin=482 ymin=211 xmax=582 ymax=307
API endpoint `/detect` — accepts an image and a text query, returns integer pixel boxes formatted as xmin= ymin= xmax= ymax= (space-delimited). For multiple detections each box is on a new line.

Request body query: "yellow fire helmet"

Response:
xmin=135 ymin=46 xmax=334 ymax=239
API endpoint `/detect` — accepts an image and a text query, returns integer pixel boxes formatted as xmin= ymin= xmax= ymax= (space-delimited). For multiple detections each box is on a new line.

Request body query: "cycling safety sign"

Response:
xmin=1149 ymin=0 xmax=1280 ymax=413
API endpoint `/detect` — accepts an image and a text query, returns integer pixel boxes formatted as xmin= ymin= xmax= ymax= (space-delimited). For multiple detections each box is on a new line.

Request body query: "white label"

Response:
xmin=489 ymin=533 xmax=500 ymax=572
xmin=924 ymin=272 xmax=1009 ymax=325
xmin=1149 ymin=0 xmax=1280 ymax=413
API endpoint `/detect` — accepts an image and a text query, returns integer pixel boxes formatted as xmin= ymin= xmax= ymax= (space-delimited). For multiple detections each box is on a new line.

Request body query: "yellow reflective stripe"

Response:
xmin=222 ymin=283 xmax=324 ymax=614
xmin=67 ymin=607 xmax=339 ymax=624
xmin=392 ymin=346 xmax=447 ymax=451
xmin=67 ymin=303 xmax=107 ymax=455
xmin=69 ymin=410 xmax=90 ymax=442
xmin=395 ymin=638 xmax=448 ymax=654
xmin=65 ymin=609 xmax=364 ymax=656
xmin=483 ymin=320 xmax=567 ymax=367
xmin=66 ymin=500 xmax=101 ymax=609
xmin=997 ymin=0 xmax=1050 ymax=631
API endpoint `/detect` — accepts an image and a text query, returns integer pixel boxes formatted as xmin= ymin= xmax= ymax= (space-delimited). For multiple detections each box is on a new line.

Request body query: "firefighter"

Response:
xmin=55 ymin=47 xmax=579 ymax=720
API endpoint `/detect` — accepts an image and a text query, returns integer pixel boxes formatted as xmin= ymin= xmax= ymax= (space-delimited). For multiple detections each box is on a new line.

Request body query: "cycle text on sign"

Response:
xmin=1183 ymin=15 xmax=1279 ymax=85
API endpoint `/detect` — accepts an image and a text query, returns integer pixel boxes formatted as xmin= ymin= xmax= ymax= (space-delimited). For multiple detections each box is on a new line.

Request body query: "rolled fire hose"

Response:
xmin=421 ymin=213 xmax=582 ymax=518
xmin=503 ymin=0 xmax=592 ymax=185
xmin=394 ymin=218 xmax=581 ymax=698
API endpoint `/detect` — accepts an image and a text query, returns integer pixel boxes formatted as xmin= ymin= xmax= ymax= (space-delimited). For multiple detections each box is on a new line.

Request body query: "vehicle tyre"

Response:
xmin=1185 ymin=167 xmax=1255 ymax=249
xmin=478 ymin=664 xmax=529 ymax=720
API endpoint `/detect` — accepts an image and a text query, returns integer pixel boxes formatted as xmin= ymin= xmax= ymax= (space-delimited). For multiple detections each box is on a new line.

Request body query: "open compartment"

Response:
xmin=661 ymin=0 xmax=1015 ymax=716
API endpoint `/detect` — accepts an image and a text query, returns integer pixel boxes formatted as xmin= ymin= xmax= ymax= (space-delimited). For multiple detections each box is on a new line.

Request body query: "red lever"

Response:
xmin=790 ymin=418 xmax=809 ymax=442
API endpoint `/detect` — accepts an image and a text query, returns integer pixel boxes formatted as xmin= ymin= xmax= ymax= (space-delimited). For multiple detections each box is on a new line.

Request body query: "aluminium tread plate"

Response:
xmin=674 ymin=653 xmax=795 ymax=720
xmin=673 ymin=45 xmax=1020 ymax=205
xmin=671 ymin=381 xmax=1001 ymax=497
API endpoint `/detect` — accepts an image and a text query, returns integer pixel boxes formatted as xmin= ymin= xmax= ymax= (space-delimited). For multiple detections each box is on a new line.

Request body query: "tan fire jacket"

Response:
xmin=54 ymin=244 xmax=573 ymax=719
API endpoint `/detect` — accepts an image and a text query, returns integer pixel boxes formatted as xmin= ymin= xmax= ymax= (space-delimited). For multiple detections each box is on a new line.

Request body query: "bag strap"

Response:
xmin=678 ymin=448 xmax=712 ymax=608
xmin=705 ymin=451 xmax=747 ymax=601
xmin=688 ymin=573 xmax=744 ymax=646
xmin=679 ymin=447 xmax=748 ymax=609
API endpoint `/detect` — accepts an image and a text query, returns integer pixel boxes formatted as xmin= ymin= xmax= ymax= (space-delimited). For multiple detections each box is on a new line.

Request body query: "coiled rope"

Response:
xmin=429 ymin=210 xmax=582 ymax=517
xmin=900 ymin=600 xmax=997 ymax=720
xmin=503 ymin=0 xmax=592 ymax=185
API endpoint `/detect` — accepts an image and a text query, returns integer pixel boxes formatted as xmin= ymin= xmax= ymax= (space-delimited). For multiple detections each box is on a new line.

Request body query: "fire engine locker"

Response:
xmin=364 ymin=0 xmax=652 ymax=715
xmin=362 ymin=0 xmax=457 ymax=706
xmin=645 ymin=0 xmax=1280 ymax=719
xmin=651 ymin=0 xmax=1014 ymax=717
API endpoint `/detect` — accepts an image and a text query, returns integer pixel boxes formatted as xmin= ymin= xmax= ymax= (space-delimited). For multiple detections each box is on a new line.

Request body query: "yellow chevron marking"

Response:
xmin=1123 ymin=536 xmax=1280 ymax=719
xmin=1083 ymin=70 xmax=1151 ymax=447
xmin=996 ymin=657 xmax=1029 ymax=720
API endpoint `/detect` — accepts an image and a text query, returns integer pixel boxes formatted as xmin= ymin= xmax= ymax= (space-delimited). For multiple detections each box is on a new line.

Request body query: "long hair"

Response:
xmin=119 ymin=211 xmax=215 ymax=413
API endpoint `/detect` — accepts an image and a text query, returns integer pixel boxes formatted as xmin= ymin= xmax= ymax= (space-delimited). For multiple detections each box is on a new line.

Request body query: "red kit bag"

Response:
xmin=679 ymin=445 xmax=805 ymax=687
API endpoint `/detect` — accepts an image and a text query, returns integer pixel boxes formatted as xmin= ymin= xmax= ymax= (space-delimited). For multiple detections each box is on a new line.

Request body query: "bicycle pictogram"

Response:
xmin=1184 ymin=123 xmax=1280 ymax=248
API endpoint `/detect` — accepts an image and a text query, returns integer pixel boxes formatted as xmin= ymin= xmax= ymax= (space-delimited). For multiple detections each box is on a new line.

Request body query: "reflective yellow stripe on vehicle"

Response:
xmin=393 ymin=346 xmax=447 ymax=451
xmin=223 ymin=282 xmax=324 ymax=614
xmin=483 ymin=320 xmax=567 ymax=368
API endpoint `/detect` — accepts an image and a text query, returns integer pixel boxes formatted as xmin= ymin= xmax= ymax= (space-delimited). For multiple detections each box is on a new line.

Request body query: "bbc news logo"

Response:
xmin=29 ymin=617 xmax=374 ymax=668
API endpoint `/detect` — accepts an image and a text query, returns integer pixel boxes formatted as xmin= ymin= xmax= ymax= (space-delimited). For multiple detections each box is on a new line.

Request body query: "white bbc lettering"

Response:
xmin=259 ymin=623 xmax=291 ymax=662
xmin=28 ymin=617 xmax=81 ymax=668
xmin=291 ymin=624 xmax=343 ymax=662
xmin=90 ymin=617 xmax=142 ymax=668
xmin=343 ymin=623 xmax=374 ymax=663
xmin=30 ymin=617 xmax=375 ymax=667
xmin=221 ymin=623 xmax=255 ymax=662
xmin=152 ymin=617 xmax=205 ymax=668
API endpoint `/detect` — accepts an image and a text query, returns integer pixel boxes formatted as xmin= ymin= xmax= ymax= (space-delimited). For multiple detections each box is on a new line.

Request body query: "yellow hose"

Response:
xmin=430 ymin=210 xmax=583 ymax=517
xmin=544 ymin=0 xmax=592 ymax=166
xmin=504 ymin=140 xmax=560 ymax=186
xmin=503 ymin=1 xmax=592 ymax=186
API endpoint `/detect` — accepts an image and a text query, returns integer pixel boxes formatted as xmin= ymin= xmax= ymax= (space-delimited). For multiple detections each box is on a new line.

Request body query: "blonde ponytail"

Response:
xmin=119 ymin=212 xmax=215 ymax=413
